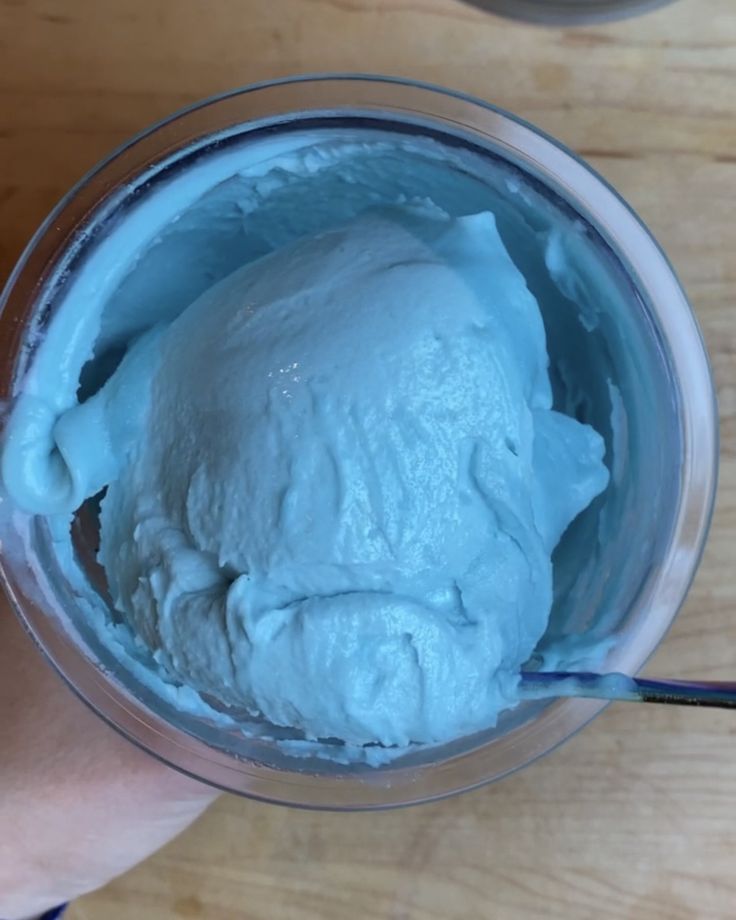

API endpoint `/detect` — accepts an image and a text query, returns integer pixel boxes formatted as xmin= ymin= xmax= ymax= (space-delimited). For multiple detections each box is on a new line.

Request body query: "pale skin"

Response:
xmin=0 ymin=602 xmax=219 ymax=920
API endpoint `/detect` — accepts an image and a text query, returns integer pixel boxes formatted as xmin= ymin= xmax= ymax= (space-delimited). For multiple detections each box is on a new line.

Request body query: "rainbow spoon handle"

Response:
xmin=520 ymin=671 xmax=736 ymax=709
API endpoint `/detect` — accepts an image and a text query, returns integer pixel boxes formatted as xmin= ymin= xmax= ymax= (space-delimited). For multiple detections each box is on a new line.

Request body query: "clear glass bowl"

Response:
xmin=463 ymin=0 xmax=678 ymax=24
xmin=0 ymin=75 xmax=717 ymax=809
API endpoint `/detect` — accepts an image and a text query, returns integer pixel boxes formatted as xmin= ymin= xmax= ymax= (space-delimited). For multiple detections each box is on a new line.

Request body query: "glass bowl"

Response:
xmin=0 ymin=75 xmax=717 ymax=809
xmin=463 ymin=0 xmax=678 ymax=24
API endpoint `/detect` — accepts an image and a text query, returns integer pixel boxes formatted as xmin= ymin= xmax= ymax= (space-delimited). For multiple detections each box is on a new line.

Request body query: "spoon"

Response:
xmin=520 ymin=671 xmax=736 ymax=709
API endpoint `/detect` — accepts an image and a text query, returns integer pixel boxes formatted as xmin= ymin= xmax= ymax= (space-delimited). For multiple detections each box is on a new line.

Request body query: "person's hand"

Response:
xmin=0 ymin=600 xmax=219 ymax=920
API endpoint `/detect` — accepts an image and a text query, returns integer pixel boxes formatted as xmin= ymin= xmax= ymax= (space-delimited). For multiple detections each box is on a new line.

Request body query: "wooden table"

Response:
xmin=2 ymin=0 xmax=735 ymax=917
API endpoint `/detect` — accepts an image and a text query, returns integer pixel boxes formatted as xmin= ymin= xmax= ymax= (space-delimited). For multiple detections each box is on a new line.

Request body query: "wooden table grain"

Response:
xmin=1 ymin=0 xmax=735 ymax=917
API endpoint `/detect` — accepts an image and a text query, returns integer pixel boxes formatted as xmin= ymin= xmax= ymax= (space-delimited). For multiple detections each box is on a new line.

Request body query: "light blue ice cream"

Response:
xmin=2 ymin=132 xmax=611 ymax=748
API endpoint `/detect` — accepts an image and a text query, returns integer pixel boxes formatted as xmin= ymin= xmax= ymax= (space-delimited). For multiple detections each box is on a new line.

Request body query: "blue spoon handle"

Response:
xmin=520 ymin=671 xmax=736 ymax=709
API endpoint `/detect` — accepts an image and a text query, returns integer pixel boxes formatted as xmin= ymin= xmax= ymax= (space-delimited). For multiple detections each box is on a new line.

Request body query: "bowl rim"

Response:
xmin=0 ymin=74 xmax=719 ymax=809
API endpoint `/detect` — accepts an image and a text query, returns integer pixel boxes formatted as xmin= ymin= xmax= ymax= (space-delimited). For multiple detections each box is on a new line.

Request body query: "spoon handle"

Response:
xmin=520 ymin=671 xmax=736 ymax=709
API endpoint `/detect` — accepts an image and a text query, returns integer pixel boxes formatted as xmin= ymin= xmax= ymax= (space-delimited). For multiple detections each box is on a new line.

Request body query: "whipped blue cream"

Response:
xmin=2 ymin=132 xmax=612 ymax=749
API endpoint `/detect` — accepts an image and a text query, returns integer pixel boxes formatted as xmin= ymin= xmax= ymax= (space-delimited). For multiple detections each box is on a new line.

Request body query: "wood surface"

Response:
xmin=1 ymin=0 xmax=735 ymax=917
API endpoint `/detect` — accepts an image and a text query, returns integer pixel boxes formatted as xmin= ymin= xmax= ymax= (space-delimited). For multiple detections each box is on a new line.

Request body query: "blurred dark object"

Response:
xmin=461 ymin=0 xmax=677 ymax=25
